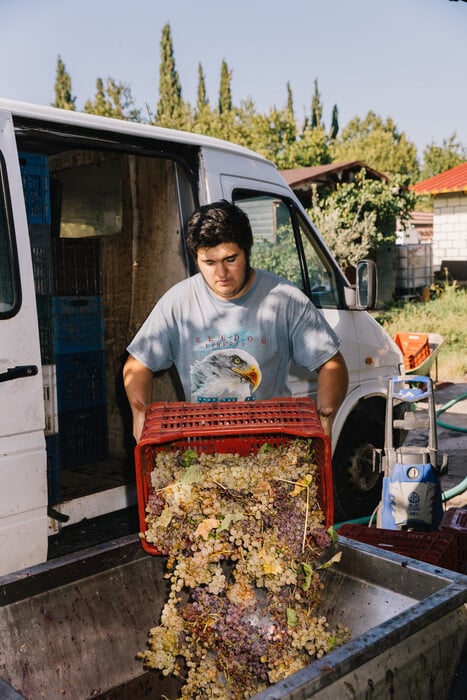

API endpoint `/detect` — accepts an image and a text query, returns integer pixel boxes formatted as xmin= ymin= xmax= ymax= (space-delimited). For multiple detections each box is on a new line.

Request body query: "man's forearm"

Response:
xmin=123 ymin=356 xmax=154 ymax=441
xmin=316 ymin=351 xmax=349 ymax=437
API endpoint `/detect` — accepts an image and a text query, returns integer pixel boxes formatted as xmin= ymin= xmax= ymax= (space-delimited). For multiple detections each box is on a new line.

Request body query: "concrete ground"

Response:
xmin=404 ymin=378 xmax=467 ymax=511
xmin=436 ymin=379 xmax=467 ymax=510
xmin=412 ymin=378 xmax=467 ymax=700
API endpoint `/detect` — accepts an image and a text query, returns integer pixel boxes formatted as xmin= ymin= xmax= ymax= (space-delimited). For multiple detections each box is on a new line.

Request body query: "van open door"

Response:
xmin=0 ymin=109 xmax=47 ymax=575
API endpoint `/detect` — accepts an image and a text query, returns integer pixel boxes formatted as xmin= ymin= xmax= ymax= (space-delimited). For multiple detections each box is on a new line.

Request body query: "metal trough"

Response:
xmin=0 ymin=534 xmax=465 ymax=699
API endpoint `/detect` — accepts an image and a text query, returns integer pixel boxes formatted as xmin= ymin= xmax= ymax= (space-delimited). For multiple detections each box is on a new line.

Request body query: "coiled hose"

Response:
xmin=436 ymin=392 xmax=467 ymax=433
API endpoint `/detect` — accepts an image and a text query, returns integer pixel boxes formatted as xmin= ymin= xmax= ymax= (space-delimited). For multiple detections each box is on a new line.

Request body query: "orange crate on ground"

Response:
xmin=338 ymin=524 xmax=459 ymax=571
xmin=135 ymin=397 xmax=333 ymax=555
xmin=394 ymin=332 xmax=430 ymax=371
xmin=440 ymin=507 xmax=467 ymax=574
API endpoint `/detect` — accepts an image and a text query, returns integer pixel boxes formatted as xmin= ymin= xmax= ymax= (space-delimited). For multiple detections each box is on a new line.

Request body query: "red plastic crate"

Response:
xmin=440 ymin=508 xmax=467 ymax=574
xmin=135 ymin=397 xmax=333 ymax=555
xmin=394 ymin=332 xmax=430 ymax=371
xmin=338 ymin=524 xmax=459 ymax=571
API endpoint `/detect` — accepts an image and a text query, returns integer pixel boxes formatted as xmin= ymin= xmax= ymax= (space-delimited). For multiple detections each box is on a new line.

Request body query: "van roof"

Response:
xmin=0 ymin=98 xmax=269 ymax=164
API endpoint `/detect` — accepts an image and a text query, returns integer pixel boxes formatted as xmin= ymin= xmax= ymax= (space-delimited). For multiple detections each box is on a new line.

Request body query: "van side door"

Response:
xmin=0 ymin=109 xmax=47 ymax=574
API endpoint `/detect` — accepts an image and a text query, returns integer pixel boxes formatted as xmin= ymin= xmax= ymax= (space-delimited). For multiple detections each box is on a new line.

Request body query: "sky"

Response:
xmin=1 ymin=0 xmax=466 ymax=159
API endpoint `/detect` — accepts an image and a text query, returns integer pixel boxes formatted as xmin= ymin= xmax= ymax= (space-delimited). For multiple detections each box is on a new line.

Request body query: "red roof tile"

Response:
xmin=411 ymin=162 xmax=467 ymax=195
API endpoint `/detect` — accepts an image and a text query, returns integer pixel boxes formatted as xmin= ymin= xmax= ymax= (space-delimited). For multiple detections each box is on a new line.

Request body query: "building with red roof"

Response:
xmin=411 ymin=163 xmax=467 ymax=282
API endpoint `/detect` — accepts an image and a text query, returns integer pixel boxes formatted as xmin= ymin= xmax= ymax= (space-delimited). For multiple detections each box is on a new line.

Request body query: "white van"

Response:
xmin=0 ymin=99 xmax=404 ymax=575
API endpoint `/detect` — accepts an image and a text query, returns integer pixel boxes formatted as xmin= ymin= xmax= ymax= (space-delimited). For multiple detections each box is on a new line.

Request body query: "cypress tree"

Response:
xmin=311 ymin=78 xmax=323 ymax=130
xmin=52 ymin=55 xmax=76 ymax=110
xmin=329 ymin=104 xmax=339 ymax=140
xmin=156 ymin=22 xmax=183 ymax=125
xmin=196 ymin=63 xmax=208 ymax=112
xmin=286 ymin=81 xmax=294 ymax=119
xmin=218 ymin=60 xmax=232 ymax=115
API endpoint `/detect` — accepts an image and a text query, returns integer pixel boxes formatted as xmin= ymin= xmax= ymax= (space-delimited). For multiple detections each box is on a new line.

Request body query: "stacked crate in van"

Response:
xmin=20 ymin=153 xmax=107 ymax=504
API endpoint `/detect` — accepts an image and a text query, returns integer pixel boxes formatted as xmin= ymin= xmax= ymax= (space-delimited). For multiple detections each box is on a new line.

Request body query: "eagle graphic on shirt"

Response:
xmin=190 ymin=349 xmax=262 ymax=402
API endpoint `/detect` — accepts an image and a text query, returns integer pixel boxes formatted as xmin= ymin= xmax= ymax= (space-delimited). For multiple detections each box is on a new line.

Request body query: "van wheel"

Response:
xmin=332 ymin=412 xmax=384 ymax=523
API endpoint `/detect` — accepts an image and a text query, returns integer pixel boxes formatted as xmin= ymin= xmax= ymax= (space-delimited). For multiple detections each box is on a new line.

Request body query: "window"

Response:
xmin=233 ymin=191 xmax=339 ymax=308
xmin=0 ymin=159 xmax=18 ymax=315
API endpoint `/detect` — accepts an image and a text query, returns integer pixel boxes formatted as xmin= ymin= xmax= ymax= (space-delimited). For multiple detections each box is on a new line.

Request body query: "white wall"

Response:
xmin=432 ymin=193 xmax=467 ymax=272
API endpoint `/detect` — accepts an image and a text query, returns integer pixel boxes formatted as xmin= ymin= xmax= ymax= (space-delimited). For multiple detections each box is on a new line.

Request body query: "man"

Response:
xmin=124 ymin=200 xmax=348 ymax=441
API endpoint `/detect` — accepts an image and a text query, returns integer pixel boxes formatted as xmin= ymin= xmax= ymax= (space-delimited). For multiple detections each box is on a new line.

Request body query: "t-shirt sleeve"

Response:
xmin=288 ymin=292 xmax=340 ymax=373
xmin=126 ymin=296 xmax=175 ymax=372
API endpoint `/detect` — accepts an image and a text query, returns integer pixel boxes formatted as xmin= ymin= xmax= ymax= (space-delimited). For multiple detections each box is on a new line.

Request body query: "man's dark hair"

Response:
xmin=185 ymin=200 xmax=253 ymax=260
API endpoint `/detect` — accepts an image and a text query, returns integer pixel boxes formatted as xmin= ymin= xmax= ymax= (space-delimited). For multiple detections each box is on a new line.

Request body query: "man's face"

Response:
xmin=196 ymin=243 xmax=253 ymax=300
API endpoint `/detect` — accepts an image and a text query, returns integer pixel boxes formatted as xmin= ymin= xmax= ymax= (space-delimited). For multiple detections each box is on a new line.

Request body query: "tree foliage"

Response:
xmin=55 ymin=19 xmax=465 ymax=256
xmin=311 ymin=78 xmax=323 ymax=130
xmin=196 ymin=63 xmax=208 ymax=112
xmin=420 ymin=132 xmax=466 ymax=180
xmin=156 ymin=22 xmax=185 ymax=127
xmin=308 ymin=170 xmax=416 ymax=268
xmin=329 ymin=104 xmax=339 ymax=140
xmin=52 ymin=55 xmax=76 ymax=110
xmin=218 ymin=60 xmax=233 ymax=115
xmin=84 ymin=78 xmax=141 ymax=121
xmin=330 ymin=111 xmax=419 ymax=179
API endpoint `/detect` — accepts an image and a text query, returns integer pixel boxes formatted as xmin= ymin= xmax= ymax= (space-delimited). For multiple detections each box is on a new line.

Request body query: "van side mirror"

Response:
xmin=356 ymin=259 xmax=377 ymax=309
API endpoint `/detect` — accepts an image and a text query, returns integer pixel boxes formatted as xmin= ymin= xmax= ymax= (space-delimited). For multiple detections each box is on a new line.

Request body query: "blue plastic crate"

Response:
xmin=59 ymin=405 xmax=107 ymax=468
xmin=51 ymin=296 xmax=105 ymax=354
xmin=52 ymin=237 xmax=101 ymax=296
xmin=30 ymin=224 xmax=53 ymax=295
xmin=46 ymin=434 xmax=61 ymax=505
xmin=36 ymin=295 xmax=54 ymax=364
xmin=19 ymin=152 xmax=51 ymax=225
xmin=56 ymin=351 xmax=106 ymax=412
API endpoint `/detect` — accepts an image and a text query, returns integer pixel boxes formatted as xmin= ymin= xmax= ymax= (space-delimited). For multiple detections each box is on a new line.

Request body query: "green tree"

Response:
xmin=420 ymin=132 xmax=466 ymax=180
xmin=330 ymin=111 xmax=419 ymax=179
xmin=196 ymin=63 xmax=209 ymax=112
xmin=156 ymin=22 xmax=185 ymax=127
xmin=310 ymin=190 xmax=378 ymax=269
xmin=308 ymin=170 xmax=416 ymax=268
xmin=286 ymin=81 xmax=294 ymax=119
xmin=329 ymin=104 xmax=339 ymax=140
xmin=84 ymin=78 xmax=141 ymax=120
xmin=191 ymin=63 xmax=215 ymax=136
xmin=310 ymin=78 xmax=323 ymax=129
xmin=218 ymin=59 xmax=233 ymax=115
xmin=238 ymin=104 xmax=297 ymax=167
xmin=52 ymin=55 xmax=76 ymax=110
xmin=283 ymin=122 xmax=331 ymax=168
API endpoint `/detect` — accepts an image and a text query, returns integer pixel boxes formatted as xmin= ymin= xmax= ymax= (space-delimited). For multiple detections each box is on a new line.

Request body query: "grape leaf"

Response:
xmin=317 ymin=551 xmax=342 ymax=569
xmin=179 ymin=463 xmax=202 ymax=484
xmin=286 ymin=607 xmax=298 ymax=627
xmin=194 ymin=517 xmax=220 ymax=540
xmin=301 ymin=562 xmax=312 ymax=591
xmin=290 ymin=474 xmax=313 ymax=496
xmin=217 ymin=512 xmax=244 ymax=532
xmin=182 ymin=449 xmax=198 ymax=467
xmin=155 ymin=507 xmax=173 ymax=528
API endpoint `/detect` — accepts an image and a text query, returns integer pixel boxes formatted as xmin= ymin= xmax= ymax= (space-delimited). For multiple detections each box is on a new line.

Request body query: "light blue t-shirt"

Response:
xmin=127 ymin=269 xmax=340 ymax=403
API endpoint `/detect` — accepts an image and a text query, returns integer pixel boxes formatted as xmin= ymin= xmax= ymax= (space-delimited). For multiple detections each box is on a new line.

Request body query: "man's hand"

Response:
xmin=316 ymin=351 xmax=349 ymax=438
xmin=123 ymin=355 xmax=154 ymax=442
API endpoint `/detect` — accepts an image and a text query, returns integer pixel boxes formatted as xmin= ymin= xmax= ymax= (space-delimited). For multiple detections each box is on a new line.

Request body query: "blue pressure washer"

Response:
xmin=374 ymin=376 xmax=448 ymax=531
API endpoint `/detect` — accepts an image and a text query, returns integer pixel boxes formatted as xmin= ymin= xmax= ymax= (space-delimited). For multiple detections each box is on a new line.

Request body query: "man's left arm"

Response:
xmin=316 ymin=351 xmax=349 ymax=438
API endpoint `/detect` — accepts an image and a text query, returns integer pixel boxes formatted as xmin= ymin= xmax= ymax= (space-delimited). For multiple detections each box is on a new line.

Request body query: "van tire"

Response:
xmin=332 ymin=404 xmax=385 ymax=523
